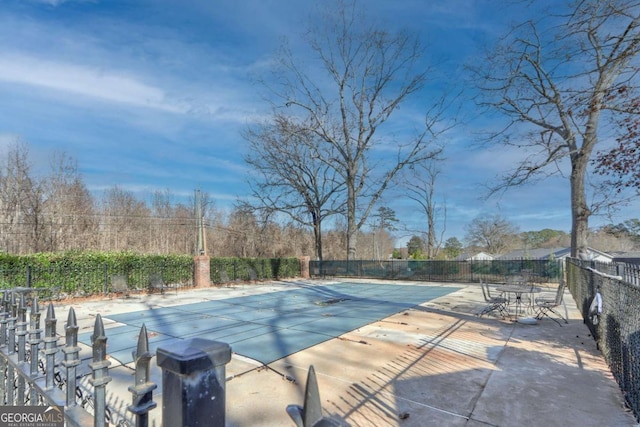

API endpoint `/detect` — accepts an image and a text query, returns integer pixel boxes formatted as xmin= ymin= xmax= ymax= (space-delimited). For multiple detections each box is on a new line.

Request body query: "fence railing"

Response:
xmin=566 ymin=258 xmax=640 ymax=422
xmin=310 ymin=259 xmax=564 ymax=283
xmin=0 ymin=290 xmax=333 ymax=427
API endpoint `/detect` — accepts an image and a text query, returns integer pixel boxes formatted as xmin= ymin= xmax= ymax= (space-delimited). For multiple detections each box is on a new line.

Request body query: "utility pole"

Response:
xmin=195 ymin=189 xmax=204 ymax=255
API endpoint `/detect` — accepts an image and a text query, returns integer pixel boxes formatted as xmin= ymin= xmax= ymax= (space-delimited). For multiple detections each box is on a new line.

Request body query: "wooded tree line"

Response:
xmin=406 ymin=216 xmax=640 ymax=260
xmin=2 ymin=140 xmax=635 ymax=259
xmin=0 ymin=141 xmax=397 ymax=258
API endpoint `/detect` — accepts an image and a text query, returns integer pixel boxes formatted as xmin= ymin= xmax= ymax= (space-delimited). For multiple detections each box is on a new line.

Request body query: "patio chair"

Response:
xmin=149 ymin=272 xmax=176 ymax=295
xmin=248 ymin=267 xmax=263 ymax=282
xmin=534 ymin=282 xmax=568 ymax=325
xmin=478 ymin=280 xmax=509 ymax=318
xmin=110 ymin=274 xmax=130 ymax=298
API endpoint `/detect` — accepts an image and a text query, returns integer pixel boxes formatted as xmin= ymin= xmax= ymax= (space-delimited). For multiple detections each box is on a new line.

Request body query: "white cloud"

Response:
xmin=0 ymin=54 xmax=186 ymax=114
xmin=29 ymin=0 xmax=95 ymax=6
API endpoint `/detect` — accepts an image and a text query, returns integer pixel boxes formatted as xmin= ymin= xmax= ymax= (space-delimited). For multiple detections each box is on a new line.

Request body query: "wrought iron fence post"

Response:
xmin=17 ymin=294 xmax=27 ymax=362
xmin=6 ymin=292 xmax=17 ymax=404
xmin=128 ymin=324 xmax=157 ymax=427
xmin=26 ymin=265 xmax=32 ymax=288
xmin=0 ymin=292 xmax=7 ymax=404
xmin=29 ymin=296 xmax=41 ymax=377
xmin=62 ymin=307 xmax=81 ymax=408
xmin=103 ymin=263 xmax=108 ymax=295
xmin=8 ymin=292 xmax=17 ymax=356
xmin=89 ymin=314 xmax=111 ymax=427
xmin=16 ymin=294 xmax=27 ymax=403
xmin=43 ymin=303 xmax=58 ymax=390
xmin=0 ymin=292 xmax=8 ymax=347
xmin=156 ymin=338 xmax=231 ymax=427
xmin=28 ymin=297 xmax=41 ymax=405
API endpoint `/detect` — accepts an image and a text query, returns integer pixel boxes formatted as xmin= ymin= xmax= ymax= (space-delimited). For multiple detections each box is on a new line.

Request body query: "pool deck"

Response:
xmin=48 ymin=278 xmax=637 ymax=427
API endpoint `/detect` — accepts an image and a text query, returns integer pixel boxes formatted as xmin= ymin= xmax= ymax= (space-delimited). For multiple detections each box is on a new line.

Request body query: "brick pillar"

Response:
xmin=194 ymin=255 xmax=211 ymax=288
xmin=298 ymin=256 xmax=310 ymax=279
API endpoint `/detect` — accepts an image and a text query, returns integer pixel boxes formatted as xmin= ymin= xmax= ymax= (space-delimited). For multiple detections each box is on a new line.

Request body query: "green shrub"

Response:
xmin=0 ymin=251 xmax=300 ymax=297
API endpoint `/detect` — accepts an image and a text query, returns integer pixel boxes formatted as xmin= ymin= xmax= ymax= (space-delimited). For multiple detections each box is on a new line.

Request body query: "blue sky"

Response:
xmin=0 ymin=0 xmax=636 ymax=245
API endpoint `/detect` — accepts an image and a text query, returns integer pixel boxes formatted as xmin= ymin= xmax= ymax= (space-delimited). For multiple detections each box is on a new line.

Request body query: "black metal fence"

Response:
xmin=0 ymin=291 xmax=332 ymax=427
xmin=566 ymin=258 xmax=640 ymax=422
xmin=210 ymin=258 xmax=301 ymax=284
xmin=310 ymin=259 xmax=564 ymax=283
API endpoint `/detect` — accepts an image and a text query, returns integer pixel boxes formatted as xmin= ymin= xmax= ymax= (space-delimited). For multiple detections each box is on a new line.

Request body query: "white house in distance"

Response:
xmin=455 ymin=251 xmax=495 ymax=261
xmin=498 ymin=247 xmax=614 ymax=262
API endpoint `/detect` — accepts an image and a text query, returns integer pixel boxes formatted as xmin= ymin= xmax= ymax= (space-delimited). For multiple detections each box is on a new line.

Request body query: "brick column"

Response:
xmin=194 ymin=255 xmax=211 ymax=288
xmin=298 ymin=256 xmax=310 ymax=279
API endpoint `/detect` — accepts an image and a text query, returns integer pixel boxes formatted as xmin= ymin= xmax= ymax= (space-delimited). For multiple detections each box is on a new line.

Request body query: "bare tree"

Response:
xmin=400 ymin=160 xmax=447 ymax=258
xmin=465 ymin=214 xmax=520 ymax=255
xmin=472 ymin=0 xmax=640 ymax=258
xmin=370 ymin=206 xmax=398 ymax=260
xmin=0 ymin=141 xmax=44 ymax=253
xmin=44 ymin=151 xmax=97 ymax=251
xmin=264 ymin=0 xmax=444 ymax=259
xmin=593 ymin=94 xmax=640 ymax=192
xmin=243 ymin=115 xmax=344 ymax=261
xmin=100 ymin=186 xmax=151 ymax=252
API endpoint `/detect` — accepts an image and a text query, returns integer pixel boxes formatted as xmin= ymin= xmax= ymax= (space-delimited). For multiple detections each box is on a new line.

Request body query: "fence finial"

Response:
xmin=91 ymin=314 xmax=107 ymax=362
xmin=287 ymin=365 xmax=340 ymax=427
xmin=65 ymin=308 xmax=78 ymax=347
xmin=128 ymin=324 xmax=157 ymax=426
xmin=43 ymin=303 xmax=58 ymax=390
xmin=63 ymin=307 xmax=81 ymax=407
xmin=45 ymin=303 xmax=56 ymax=336
xmin=31 ymin=295 xmax=39 ymax=316
xmin=89 ymin=313 xmax=112 ymax=427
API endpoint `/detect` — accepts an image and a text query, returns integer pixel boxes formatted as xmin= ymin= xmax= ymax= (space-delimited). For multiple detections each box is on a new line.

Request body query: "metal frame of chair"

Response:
xmin=478 ymin=280 xmax=509 ymax=318
xmin=534 ymin=281 xmax=568 ymax=325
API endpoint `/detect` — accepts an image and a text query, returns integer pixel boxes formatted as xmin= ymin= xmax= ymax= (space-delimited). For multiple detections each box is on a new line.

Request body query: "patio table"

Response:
xmin=494 ymin=284 xmax=542 ymax=319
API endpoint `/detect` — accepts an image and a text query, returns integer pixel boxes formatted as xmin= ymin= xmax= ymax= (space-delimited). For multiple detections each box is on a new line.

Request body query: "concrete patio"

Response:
xmin=49 ymin=278 xmax=637 ymax=427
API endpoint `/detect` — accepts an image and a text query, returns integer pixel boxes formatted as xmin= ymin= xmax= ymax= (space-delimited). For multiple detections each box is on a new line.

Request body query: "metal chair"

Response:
xmin=534 ymin=282 xmax=568 ymax=325
xmin=110 ymin=274 xmax=130 ymax=298
xmin=478 ymin=280 xmax=509 ymax=318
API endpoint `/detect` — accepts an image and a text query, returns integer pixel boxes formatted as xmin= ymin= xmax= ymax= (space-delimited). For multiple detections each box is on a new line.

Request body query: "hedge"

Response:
xmin=0 ymin=251 xmax=301 ymax=298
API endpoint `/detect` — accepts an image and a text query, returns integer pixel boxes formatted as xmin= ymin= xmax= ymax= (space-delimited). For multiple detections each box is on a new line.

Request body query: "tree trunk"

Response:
xmin=570 ymin=150 xmax=591 ymax=259
xmin=313 ymin=212 xmax=323 ymax=262
xmin=427 ymin=202 xmax=435 ymax=258
xmin=346 ymin=169 xmax=358 ymax=260
xmin=347 ymin=221 xmax=357 ymax=260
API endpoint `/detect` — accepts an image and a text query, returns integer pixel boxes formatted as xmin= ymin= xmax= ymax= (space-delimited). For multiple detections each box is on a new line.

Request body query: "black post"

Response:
xmin=157 ymin=338 xmax=231 ymax=427
xmin=103 ymin=264 xmax=108 ymax=295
